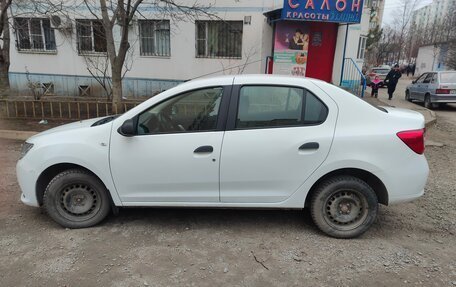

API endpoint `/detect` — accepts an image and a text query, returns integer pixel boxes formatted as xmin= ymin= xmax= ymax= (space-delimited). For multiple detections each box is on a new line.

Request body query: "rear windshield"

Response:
xmin=372 ymin=69 xmax=389 ymax=74
xmin=440 ymin=72 xmax=456 ymax=83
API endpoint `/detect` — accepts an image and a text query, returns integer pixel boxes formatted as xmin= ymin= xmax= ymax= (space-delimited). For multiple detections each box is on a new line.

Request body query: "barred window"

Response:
xmin=357 ymin=36 xmax=367 ymax=59
xmin=139 ymin=20 xmax=170 ymax=57
xmin=196 ymin=21 xmax=243 ymax=58
xmin=14 ymin=18 xmax=56 ymax=52
xmin=76 ymin=20 xmax=107 ymax=54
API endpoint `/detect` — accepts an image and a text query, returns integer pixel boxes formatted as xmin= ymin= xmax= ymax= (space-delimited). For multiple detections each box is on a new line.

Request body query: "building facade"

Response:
xmin=8 ymin=0 xmax=370 ymax=98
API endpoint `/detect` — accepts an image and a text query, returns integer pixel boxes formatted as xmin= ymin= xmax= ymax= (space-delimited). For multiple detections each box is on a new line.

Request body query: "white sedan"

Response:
xmin=16 ymin=75 xmax=429 ymax=238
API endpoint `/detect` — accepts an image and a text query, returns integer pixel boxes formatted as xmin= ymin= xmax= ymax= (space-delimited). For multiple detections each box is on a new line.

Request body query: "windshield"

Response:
xmin=440 ymin=72 xmax=456 ymax=83
xmin=372 ymin=69 xmax=389 ymax=74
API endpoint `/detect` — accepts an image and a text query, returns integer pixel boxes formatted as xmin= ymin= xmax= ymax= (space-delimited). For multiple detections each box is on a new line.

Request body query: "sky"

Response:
xmin=382 ymin=0 xmax=433 ymax=26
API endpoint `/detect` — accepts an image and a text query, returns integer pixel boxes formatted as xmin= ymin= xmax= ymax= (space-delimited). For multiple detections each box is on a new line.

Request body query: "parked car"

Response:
xmin=16 ymin=75 xmax=429 ymax=238
xmin=366 ymin=66 xmax=391 ymax=87
xmin=406 ymin=71 xmax=456 ymax=109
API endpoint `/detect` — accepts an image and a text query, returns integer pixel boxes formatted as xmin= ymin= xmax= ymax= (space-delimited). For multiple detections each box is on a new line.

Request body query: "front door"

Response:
xmin=410 ymin=73 xmax=427 ymax=99
xmin=220 ymin=81 xmax=337 ymax=203
xmin=110 ymin=87 xmax=227 ymax=203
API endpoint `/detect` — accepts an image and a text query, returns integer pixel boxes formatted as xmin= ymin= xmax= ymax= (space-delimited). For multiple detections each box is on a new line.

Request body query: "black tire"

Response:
xmin=310 ymin=176 xmax=378 ymax=239
xmin=43 ymin=169 xmax=111 ymax=228
xmin=424 ymin=94 xmax=435 ymax=110
xmin=405 ymin=90 xmax=411 ymax=101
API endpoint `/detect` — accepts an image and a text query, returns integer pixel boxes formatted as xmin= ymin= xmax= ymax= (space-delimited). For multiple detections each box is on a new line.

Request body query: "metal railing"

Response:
xmin=340 ymin=58 xmax=367 ymax=98
xmin=0 ymin=98 xmax=143 ymax=120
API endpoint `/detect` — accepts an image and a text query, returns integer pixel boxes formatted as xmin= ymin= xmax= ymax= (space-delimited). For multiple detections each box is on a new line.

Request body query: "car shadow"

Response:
xmin=104 ymin=207 xmax=317 ymax=232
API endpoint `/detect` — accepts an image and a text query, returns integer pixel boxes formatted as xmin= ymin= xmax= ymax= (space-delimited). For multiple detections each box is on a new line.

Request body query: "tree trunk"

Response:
xmin=0 ymin=0 xmax=10 ymax=97
xmin=0 ymin=62 xmax=9 ymax=95
xmin=111 ymin=64 xmax=122 ymax=114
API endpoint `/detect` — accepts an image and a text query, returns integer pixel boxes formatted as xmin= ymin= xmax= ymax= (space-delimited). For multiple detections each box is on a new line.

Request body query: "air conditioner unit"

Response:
xmin=50 ymin=15 xmax=73 ymax=31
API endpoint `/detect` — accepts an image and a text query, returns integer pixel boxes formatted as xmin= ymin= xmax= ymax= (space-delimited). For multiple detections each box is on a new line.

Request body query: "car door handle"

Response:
xmin=194 ymin=145 xmax=214 ymax=154
xmin=299 ymin=142 xmax=320 ymax=151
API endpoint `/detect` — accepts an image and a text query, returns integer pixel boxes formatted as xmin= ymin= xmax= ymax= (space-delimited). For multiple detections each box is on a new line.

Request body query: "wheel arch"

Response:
xmin=304 ymin=168 xmax=389 ymax=207
xmin=36 ymin=163 xmax=109 ymax=206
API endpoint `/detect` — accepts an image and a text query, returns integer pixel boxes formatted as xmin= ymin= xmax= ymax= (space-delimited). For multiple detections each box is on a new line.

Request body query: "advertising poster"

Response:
xmin=273 ymin=21 xmax=309 ymax=77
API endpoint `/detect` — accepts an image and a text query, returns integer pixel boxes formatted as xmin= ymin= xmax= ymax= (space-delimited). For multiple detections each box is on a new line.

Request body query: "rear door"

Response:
xmin=420 ymin=73 xmax=434 ymax=100
xmin=219 ymin=78 xmax=338 ymax=203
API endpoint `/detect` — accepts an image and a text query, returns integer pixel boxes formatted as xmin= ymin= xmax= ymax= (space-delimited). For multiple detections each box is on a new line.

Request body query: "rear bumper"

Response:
xmin=431 ymin=94 xmax=456 ymax=103
xmin=378 ymin=155 xmax=429 ymax=205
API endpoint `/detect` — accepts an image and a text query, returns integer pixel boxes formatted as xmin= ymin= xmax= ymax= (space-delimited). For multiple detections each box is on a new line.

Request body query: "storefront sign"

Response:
xmin=273 ymin=21 xmax=309 ymax=77
xmin=282 ymin=0 xmax=364 ymax=23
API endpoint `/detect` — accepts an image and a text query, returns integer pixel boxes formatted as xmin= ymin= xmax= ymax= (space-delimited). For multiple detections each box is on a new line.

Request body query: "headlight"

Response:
xmin=20 ymin=142 xmax=34 ymax=160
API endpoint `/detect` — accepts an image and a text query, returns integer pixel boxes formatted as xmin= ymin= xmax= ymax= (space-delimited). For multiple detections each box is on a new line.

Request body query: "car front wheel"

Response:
xmin=310 ymin=176 xmax=378 ymax=239
xmin=43 ymin=169 xmax=111 ymax=228
xmin=405 ymin=90 xmax=411 ymax=101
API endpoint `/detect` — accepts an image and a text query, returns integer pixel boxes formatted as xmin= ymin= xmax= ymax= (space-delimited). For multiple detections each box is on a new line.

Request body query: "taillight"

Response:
xmin=397 ymin=129 xmax=425 ymax=154
xmin=436 ymin=89 xmax=450 ymax=94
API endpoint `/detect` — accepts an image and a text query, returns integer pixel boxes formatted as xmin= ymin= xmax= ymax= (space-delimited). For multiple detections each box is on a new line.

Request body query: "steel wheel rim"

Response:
xmin=322 ymin=189 xmax=369 ymax=231
xmin=55 ymin=183 xmax=102 ymax=222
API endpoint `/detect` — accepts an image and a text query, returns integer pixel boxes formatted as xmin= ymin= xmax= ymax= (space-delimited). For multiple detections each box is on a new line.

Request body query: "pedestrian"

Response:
xmin=370 ymin=76 xmax=381 ymax=98
xmin=412 ymin=64 xmax=416 ymax=77
xmin=385 ymin=64 xmax=402 ymax=100
xmin=406 ymin=64 xmax=411 ymax=77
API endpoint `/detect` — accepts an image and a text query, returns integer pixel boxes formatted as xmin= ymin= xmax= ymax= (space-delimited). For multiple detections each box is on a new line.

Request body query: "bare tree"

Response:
xmin=80 ymin=0 xmax=216 ymax=111
xmin=0 ymin=0 xmax=12 ymax=97
xmin=391 ymin=0 xmax=422 ymax=63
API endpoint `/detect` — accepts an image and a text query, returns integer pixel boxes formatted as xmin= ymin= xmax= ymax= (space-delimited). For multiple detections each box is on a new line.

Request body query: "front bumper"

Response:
xmin=16 ymin=159 xmax=40 ymax=207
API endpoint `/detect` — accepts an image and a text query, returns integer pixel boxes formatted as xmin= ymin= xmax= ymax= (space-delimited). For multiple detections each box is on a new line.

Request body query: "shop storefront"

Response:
xmin=265 ymin=0 xmax=364 ymax=83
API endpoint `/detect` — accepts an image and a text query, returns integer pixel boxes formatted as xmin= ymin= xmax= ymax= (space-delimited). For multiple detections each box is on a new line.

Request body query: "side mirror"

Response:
xmin=118 ymin=119 xmax=136 ymax=137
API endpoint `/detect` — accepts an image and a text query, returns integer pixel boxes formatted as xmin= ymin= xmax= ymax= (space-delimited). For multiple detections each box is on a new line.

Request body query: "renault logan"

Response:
xmin=17 ymin=75 xmax=429 ymax=238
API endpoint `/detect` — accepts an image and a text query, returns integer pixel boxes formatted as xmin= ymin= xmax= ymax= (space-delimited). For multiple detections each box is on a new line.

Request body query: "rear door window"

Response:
xmin=236 ymin=86 xmax=328 ymax=129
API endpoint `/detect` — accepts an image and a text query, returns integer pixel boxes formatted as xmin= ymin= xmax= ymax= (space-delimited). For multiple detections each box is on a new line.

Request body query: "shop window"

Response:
xmin=139 ymin=20 xmax=170 ymax=57
xmin=196 ymin=21 xmax=243 ymax=59
xmin=357 ymin=36 xmax=367 ymax=60
xmin=76 ymin=20 xmax=107 ymax=54
xmin=14 ymin=18 xmax=56 ymax=52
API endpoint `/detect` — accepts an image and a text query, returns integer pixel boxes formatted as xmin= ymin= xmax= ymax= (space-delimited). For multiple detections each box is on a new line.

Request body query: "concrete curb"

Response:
xmin=0 ymin=130 xmax=38 ymax=141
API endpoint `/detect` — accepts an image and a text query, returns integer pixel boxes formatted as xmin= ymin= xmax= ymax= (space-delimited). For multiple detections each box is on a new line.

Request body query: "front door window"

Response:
xmin=138 ymin=87 xmax=223 ymax=135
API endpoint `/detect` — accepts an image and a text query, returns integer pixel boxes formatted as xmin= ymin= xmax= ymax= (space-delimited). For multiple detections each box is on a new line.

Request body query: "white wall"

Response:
xmin=10 ymin=0 xmax=277 ymax=81
xmin=332 ymin=5 xmax=370 ymax=84
xmin=415 ymin=44 xmax=449 ymax=76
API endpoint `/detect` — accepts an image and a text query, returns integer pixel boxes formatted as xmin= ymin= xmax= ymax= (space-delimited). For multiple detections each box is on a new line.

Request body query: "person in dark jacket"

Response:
xmin=385 ymin=64 xmax=402 ymax=100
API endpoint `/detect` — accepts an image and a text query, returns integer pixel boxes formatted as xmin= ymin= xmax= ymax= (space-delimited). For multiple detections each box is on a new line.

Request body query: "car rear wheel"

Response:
xmin=310 ymin=176 xmax=378 ymax=239
xmin=43 ymin=169 xmax=111 ymax=228
xmin=424 ymin=94 xmax=436 ymax=110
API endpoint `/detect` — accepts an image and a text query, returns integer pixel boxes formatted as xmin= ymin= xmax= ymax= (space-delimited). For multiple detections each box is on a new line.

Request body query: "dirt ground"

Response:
xmin=1 ymin=109 xmax=456 ymax=286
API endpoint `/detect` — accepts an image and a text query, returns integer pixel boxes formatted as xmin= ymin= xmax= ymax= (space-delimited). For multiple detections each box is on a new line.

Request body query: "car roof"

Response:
xmin=186 ymin=74 xmax=317 ymax=86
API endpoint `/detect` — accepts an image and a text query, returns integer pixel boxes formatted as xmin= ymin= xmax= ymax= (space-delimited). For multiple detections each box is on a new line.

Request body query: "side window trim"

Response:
xmin=134 ymin=85 xmax=230 ymax=136
xmin=416 ymin=73 xmax=427 ymax=83
xmin=225 ymin=84 xmax=328 ymax=131
xmin=423 ymin=73 xmax=434 ymax=84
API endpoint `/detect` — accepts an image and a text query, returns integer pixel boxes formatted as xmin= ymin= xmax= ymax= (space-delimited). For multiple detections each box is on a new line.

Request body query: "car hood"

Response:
xmin=27 ymin=117 xmax=106 ymax=142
